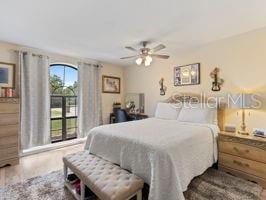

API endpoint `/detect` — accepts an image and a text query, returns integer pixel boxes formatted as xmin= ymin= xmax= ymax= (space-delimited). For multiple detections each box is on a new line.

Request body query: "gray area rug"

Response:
xmin=0 ymin=168 xmax=262 ymax=200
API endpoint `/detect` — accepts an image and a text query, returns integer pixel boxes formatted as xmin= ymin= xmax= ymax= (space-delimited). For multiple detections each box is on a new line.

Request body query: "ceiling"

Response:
xmin=1 ymin=0 xmax=266 ymax=66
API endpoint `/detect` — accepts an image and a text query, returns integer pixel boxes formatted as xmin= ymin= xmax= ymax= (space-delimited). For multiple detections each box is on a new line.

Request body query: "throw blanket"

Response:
xmin=85 ymin=118 xmax=219 ymax=200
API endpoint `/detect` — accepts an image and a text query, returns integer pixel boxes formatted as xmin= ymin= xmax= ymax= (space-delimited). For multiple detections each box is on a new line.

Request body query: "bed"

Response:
xmin=84 ymin=93 xmax=224 ymax=200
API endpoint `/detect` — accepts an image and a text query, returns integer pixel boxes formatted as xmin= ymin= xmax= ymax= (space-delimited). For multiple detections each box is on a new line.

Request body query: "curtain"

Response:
xmin=20 ymin=52 xmax=51 ymax=150
xmin=77 ymin=62 xmax=102 ymax=138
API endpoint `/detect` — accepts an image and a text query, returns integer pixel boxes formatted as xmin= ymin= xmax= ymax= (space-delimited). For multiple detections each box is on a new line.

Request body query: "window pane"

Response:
xmin=51 ymin=97 xmax=62 ymax=118
xmin=49 ymin=65 xmax=64 ymax=95
xmin=66 ymin=97 xmax=77 ymax=117
xmin=64 ymin=67 xmax=78 ymax=87
xmin=51 ymin=119 xmax=62 ymax=141
xmin=67 ymin=118 xmax=77 ymax=138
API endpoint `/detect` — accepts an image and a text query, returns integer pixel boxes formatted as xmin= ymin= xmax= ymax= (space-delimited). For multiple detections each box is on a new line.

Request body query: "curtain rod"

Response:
xmin=78 ymin=62 xmax=103 ymax=68
xmin=14 ymin=50 xmax=49 ymax=58
xmin=13 ymin=50 xmax=101 ymax=66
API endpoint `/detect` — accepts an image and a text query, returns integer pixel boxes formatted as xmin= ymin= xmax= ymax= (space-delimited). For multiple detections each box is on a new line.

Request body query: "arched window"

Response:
xmin=49 ymin=64 xmax=78 ymax=142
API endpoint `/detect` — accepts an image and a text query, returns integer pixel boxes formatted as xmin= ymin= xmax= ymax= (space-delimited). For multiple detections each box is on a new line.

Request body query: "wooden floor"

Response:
xmin=0 ymin=143 xmax=265 ymax=199
xmin=0 ymin=143 xmax=84 ymax=187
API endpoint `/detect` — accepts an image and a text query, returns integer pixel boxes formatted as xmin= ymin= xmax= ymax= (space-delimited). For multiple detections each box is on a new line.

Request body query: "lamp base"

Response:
xmin=238 ymin=130 xmax=249 ymax=135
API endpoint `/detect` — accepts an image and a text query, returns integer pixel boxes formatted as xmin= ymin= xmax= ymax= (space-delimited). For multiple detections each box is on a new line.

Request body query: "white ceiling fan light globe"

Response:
xmin=146 ymin=55 xmax=152 ymax=63
xmin=144 ymin=59 xmax=151 ymax=66
xmin=136 ymin=57 xmax=142 ymax=65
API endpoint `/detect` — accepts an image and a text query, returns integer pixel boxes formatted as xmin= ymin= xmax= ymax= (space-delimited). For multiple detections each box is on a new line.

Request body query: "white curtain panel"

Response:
xmin=20 ymin=52 xmax=51 ymax=150
xmin=78 ymin=63 xmax=102 ymax=138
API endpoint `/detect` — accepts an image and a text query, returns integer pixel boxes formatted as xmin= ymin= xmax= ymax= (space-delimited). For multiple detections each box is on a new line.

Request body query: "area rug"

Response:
xmin=0 ymin=168 xmax=262 ymax=200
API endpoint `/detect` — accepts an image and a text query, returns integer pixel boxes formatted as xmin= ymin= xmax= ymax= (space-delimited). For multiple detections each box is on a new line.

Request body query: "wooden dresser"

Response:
xmin=0 ymin=98 xmax=20 ymax=167
xmin=218 ymin=131 xmax=266 ymax=188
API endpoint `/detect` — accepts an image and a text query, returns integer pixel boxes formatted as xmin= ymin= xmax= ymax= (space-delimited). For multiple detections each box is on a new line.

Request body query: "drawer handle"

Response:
xmin=233 ymin=147 xmax=249 ymax=154
xmin=233 ymin=160 xmax=249 ymax=168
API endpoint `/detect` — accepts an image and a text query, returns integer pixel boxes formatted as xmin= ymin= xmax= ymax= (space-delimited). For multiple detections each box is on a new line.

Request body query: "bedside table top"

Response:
xmin=219 ymin=131 xmax=266 ymax=151
xmin=219 ymin=131 xmax=266 ymax=143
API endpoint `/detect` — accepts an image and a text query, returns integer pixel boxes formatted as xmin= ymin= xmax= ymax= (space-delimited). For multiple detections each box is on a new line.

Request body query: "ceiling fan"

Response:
xmin=120 ymin=41 xmax=170 ymax=66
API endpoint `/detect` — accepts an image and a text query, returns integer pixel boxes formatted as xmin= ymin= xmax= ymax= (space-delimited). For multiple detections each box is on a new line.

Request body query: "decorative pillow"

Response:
xmin=155 ymin=102 xmax=182 ymax=120
xmin=177 ymin=103 xmax=217 ymax=124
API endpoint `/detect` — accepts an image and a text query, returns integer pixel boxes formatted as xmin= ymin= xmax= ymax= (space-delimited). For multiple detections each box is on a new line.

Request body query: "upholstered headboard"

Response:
xmin=164 ymin=92 xmax=225 ymax=131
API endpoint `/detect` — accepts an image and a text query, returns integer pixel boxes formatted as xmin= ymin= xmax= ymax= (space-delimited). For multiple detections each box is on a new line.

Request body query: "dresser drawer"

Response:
xmin=0 ymin=135 xmax=18 ymax=148
xmin=219 ymin=141 xmax=266 ymax=164
xmin=0 ymin=157 xmax=19 ymax=168
xmin=0 ymin=124 xmax=18 ymax=137
xmin=0 ymin=103 xmax=19 ymax=113
xmin=0 ymin=146 xmax=18 ymax=161
xmin=219 ymin=153 xmax=266 ymax=179
xmin=0 ymin=113 xmax=19 ymax=125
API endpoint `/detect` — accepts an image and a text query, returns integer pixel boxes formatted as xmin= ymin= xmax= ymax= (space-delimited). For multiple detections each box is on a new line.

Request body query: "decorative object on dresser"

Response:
xmin=125 ymin=93 xmax=145 ymax=113
xmin=0 ymin=62 xmax=15 ymax=88
xmin=235 ymin=93 xmax=255 ymax=135
xmin=174 ymin=63 xmax=200 ymax=86
xmin=112 ymin=102 xmax=121 ymax=113
xmin=159 ymin=78 xmax=166 ymax=96
xmin=102 ymin=75 xmax=120 ymax=93
xmin=253 ymin=128 xmax=266 ymax=138
xmin=210 ymin=67 xmax=224 ymax=91
xmin=224 ymin=124 xmax=237 ymax=133
xmin=0 ymin=97 xmax=20 ymax=167
xmin=218 ymin=131 xmax=266 ymax=188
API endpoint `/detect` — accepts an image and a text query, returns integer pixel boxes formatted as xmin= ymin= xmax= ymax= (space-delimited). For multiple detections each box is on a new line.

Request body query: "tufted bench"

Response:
xmin=63 ymin=151 xmax=144 ymax=200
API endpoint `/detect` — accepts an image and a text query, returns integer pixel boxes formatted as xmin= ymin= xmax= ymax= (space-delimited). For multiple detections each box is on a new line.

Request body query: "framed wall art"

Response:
xmin=0 ymin=62 xmax=15 ymax=88
xmin=174 ymin=63 xmax=200 ymax=86
xmin=102 ymin=75 xmax=120 ymax=93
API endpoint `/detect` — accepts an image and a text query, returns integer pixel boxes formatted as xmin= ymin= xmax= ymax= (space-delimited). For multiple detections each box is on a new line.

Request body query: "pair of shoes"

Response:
xmin=67 ymin=174 xmax=79 ymax=184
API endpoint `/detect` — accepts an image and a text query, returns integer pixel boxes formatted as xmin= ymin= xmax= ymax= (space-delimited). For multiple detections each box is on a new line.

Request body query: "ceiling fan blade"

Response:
xmin=151 ymin=54 xmax=170 ymax=59
xmin=120 ymin=55 xmax=137 ymax=59
xmin=151 ymin=44 xmax=166 ymax=52
xmin=125 ymin=46 xmax=138 ymax=52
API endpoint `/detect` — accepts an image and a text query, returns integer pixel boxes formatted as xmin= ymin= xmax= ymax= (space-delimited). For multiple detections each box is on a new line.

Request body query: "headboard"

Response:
xmin=164 ymin=92 xmax=225 ymax=131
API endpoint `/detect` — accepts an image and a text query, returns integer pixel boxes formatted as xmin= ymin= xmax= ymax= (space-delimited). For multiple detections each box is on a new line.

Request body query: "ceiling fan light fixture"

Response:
xmin=144 ymin=59 xmax=151 ymax=66
xmin=136 ymin=57 xmax=142 ymax=65
xmin=146 ymin=55 xmax=152 ymax=63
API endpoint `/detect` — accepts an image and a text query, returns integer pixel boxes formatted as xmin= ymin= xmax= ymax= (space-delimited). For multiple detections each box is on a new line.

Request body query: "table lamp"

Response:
xmin=237 ymin=93 xmax=253 ymax=135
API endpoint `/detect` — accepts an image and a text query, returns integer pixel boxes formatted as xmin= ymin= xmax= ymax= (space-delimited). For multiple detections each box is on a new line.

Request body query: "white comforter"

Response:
xmin=85 ymin=118 xmax=219 ymax=200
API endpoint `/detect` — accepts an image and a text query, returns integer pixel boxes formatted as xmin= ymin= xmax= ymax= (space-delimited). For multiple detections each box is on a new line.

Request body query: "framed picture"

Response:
xmin=102 ymin=75 xmax=120 ymax=93
xmin=0 ymin=62 xmax=15 ymax=88
xmin=174 ymin=63 xmax=200 ymax=86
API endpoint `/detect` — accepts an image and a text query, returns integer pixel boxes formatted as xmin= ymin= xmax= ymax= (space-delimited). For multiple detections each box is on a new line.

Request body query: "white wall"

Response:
xmin=0 ymin=41 xmax=124 ymax=125
xmin=101 ymin=63 xmax=124 ymax=124
xmin=124 ymin=27 xmax=266 ymax=132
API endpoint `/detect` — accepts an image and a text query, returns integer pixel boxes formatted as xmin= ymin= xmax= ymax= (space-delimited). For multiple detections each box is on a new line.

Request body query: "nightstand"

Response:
xmin=218 ymin=131 xmax=266 ymax=188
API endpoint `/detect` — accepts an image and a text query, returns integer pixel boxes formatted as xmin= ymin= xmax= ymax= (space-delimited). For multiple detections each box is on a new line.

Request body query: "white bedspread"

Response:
xmin=85 ymin=118 xmax=219 ymax=200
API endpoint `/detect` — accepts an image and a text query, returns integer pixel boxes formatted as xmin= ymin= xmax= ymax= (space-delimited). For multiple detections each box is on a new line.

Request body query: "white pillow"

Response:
xmin=177 ymin=103 xmax=217 ymax=124
xmin=155 ymin=102 xmax=182 ymax=120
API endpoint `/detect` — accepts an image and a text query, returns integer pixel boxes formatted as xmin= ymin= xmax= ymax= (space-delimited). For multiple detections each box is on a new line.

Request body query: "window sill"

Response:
xmin=21 ymin=137 xmax=86 ymax=157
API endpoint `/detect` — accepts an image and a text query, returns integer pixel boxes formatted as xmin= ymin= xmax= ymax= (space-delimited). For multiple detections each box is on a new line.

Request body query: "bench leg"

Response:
xmin=80 ymin=181 xmax=85 ymax=200
xmin=64 ymin=163 xmax=68 ymax=180
xmin=136 ymin=190 xmax=142 ymax=200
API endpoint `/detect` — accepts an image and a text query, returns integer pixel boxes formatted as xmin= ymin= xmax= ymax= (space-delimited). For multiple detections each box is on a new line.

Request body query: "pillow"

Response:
xmin=155 ymin=102 xmax=182 ymax=120
xmin=177 ymin=103 xmax=217 ymax=124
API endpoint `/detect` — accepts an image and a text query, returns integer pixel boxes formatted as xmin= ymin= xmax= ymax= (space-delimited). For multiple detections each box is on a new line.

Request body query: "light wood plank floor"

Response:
xmin=0 ymin=143 xmax=265 ymax=199
xmin=0 ymin=143 xmax=84 ymax=187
